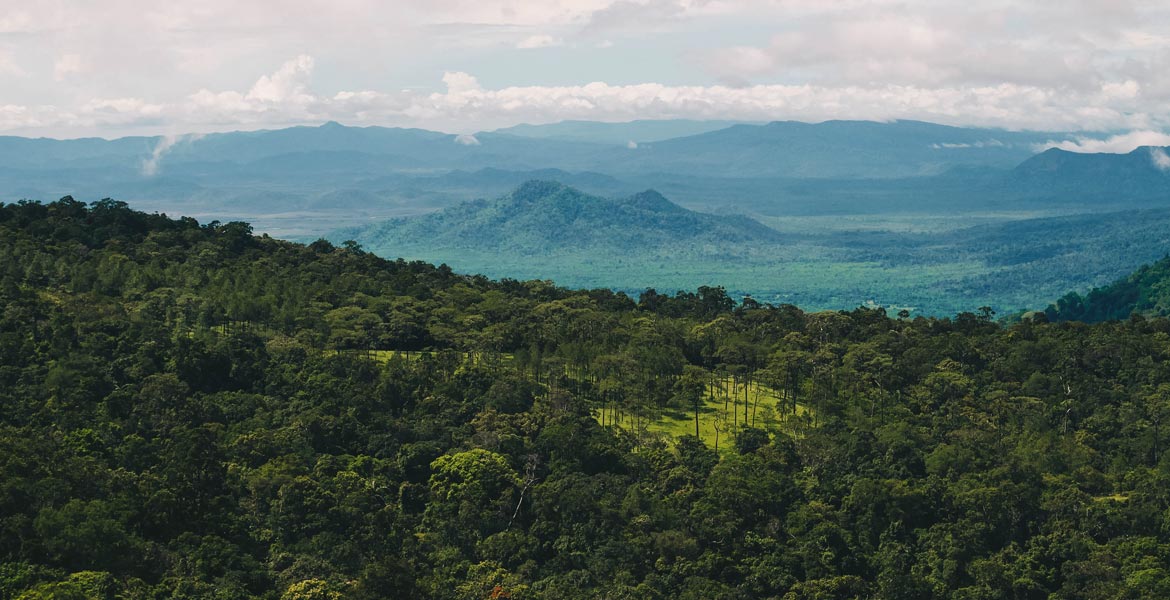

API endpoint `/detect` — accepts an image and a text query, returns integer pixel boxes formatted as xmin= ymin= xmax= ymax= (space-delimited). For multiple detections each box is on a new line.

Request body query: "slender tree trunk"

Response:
xmin=695 ymin=397 xmax=700 ymax=438
xmin=751 ymin=382 xmax=760 ymax=426
xmin=744 ymin=375 xmax=750 ymax=425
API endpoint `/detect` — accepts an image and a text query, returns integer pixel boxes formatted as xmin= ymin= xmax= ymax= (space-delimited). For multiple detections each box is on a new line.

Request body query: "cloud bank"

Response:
xmin=1039 ymin=131 xmax=1170 ymax=154
xmin=5 ymin=56 xmax=1169 ymax=140
xmin=2 ymin=1 xmax=1170 ymax=139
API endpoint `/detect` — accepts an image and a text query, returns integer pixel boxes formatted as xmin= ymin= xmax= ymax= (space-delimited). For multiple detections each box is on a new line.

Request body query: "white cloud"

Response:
xmin=0 ymin=11 xmax=35 ymax=34
xmin=442 ymin=71 xmax=481 ymax=95
xmin=0 ymin=52 xmax=25 ymax=77
xmin=5 ymin=1 xmax=1170 ymax=137
xmin=141 ymin=133 xmax=204 ymax=176
xmin=516 ymin=34 xmax=562 ymax=49
xmin=697 ymin=3 xmax=1170 ymax=96
xmin=79 ymin=97 xmax=166 ymax=124
xmin=931 ymin=139 xmax=1007 ymax=149
xmin=402 ymin=0 xmax=616 ymax=27
xmin=0 ymin=104 xmax=55 ymax=131
xmin=1101 ymin=80 xmax=1140 ymax=100
xmin=583 ymin=0 xmax=690 ymax=35
xmin=1039 ymin=130 xmax=1170 ymax=154
xmin=8 ymin=61 xmax=1170 ymax=137
xmin=245 ymin=54 xmax=314 ymax=103
xmin=627 ymin=140 xmax=638 ymax=149
xmin=380 ymin=79 xmax=1160 ymax=133
xmin=53 ymin=54 xmax=85 ymax=81
xmin=1151 ymin=147 xmax=1170 ymax=171
xmin=454 ymin=133 xmax=481 ymax=145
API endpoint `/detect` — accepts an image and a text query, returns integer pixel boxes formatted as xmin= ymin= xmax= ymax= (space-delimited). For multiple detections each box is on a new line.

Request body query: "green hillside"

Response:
xmin=1046 ymin=253 xmax=1170 ymax=322
xmin=4 ymin=197 xmax=1170 ymax=598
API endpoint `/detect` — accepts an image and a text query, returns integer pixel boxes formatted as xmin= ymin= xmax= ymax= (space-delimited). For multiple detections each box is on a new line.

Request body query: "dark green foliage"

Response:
xmin=2 ymin=197 xmax=1170 ymax=598
xmin=1046 ymin=253 xmax=1170 ymax=322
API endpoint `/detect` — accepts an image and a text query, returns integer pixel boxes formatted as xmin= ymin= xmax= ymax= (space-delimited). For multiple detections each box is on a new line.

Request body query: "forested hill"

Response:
xmin=4 ymin=197 xmax=1170 ymax=598
xmin=1046 ymin=253 xmax=1170 ymax=322
xmin=341 ymin=180 xmax=782 ymax=257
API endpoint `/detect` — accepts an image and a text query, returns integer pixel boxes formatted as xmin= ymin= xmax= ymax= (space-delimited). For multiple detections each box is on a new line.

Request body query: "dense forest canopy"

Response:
xmin=2 ymin=197 xmax=1170 ymax=598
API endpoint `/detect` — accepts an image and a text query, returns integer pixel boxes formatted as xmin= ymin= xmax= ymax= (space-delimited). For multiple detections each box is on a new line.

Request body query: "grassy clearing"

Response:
xmin=596 ymin=379 xmax=812 ymax=450
xmin=350 ymin=349 xmax=808 ymax=449
xmin=360 ymin=350 xmax=514 ymax=364
xmin=369 ymin=350 xmax=424 ymax=362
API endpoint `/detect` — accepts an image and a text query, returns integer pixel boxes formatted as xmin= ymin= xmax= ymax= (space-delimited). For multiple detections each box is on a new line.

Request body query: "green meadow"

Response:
xmin=595 ymin=379 xmax=813 ymax=451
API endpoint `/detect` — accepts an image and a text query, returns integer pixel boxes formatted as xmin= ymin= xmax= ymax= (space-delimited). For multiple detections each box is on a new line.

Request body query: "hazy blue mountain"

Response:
xmin=596 ymin=119 xmax=1069 ymax=178
xmin=0 ymin=122 xmax=616 ymax=177
xmin=341 ymin=180 xmax=782 ymax=258
xmin=3 ymin=119 xmax=1157 ymax=245
xmin=1009 ymin=146 xmax=1170 ymax=204
xmin=1014 ymin=146 xmax=1169 ymax=176
xmin=0 ymin=119 xmax=1079 ymax=181
xmin=0 ymin=135 xmax=154 ymax=169
xmin=491 ymin=119 xmax=756 ymax=144
xmin=157 ymin=123 xmax=615 ymax=173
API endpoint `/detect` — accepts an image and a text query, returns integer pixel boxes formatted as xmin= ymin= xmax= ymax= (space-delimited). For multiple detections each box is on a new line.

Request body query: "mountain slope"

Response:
xmin=1045 ymin=253 xmax=1170 ymax=322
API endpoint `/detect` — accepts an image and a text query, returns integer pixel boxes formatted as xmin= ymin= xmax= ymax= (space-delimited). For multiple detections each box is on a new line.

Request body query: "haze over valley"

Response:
xmin=5 ymin=118 xmax=1170 ymax=315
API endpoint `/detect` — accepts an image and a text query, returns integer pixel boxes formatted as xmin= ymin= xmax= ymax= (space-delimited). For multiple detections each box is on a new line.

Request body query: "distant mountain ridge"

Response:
xmin=492 ymin=119 xmax=757 ymax=144
xmin=0 ymin=119 xmax=1077 ymax=179
xmin=590 ymin=119 xmax=1068 ymax=178
xmin=1010 ymin=146 xmax=1170 ymax=203
xmin=7 ymin=118 xmax=1170 ymax=247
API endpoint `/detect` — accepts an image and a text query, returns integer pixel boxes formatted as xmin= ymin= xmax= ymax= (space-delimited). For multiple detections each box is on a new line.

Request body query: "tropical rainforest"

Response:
xmin=3 ymin=197 xmax=1170 ymax=599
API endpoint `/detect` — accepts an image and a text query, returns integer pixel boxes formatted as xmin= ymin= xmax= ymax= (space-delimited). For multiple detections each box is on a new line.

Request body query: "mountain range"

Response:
xmin=5 ymin=118 xmax=1170 ymax=314
xmin=4 ymin=120 xmax=1165 ymax=226
xmin=0 ymin=119 xmax=1061 ymax=176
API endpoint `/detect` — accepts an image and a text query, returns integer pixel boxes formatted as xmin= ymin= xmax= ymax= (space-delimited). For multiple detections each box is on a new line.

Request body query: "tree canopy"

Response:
xmin=1 ymin=197 xmax=1170 ymax=598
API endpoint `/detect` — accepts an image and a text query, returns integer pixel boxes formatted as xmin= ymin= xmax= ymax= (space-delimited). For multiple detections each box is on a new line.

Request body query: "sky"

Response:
xmin=3 ymin=0 xmax=1170 ymax=147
